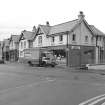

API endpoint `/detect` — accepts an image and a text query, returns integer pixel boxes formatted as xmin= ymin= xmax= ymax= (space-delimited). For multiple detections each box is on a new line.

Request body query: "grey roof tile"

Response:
xmin=21 ymin=30 xmax=35 ymax=40
xmin=48 ymin=19 xmax=79 ymax=35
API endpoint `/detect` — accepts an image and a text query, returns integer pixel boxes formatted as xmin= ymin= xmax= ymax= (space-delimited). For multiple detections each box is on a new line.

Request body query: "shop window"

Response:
xmin=72 ymin=34 xmax=76 ymax=41
xmin=59 ymin=35 xmax=63 ymax=41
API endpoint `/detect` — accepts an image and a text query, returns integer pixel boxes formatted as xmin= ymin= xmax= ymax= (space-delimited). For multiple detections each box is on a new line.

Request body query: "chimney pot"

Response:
xmin=32 ymin=26 xmax=36 ymax=32
xmin=78 ymin=11 xmax=85 ymax=20
xmin=46 ymin=21 xmax=50 ymax=26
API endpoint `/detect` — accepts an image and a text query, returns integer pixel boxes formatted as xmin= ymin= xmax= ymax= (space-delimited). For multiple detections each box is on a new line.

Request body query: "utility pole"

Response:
xmin=66 ymin=31 xmax=69 ymax=66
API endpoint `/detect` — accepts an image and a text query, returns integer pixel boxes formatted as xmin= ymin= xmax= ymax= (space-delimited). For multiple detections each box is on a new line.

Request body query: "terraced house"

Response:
xmin=2 ymin=38 xmax=10 ymax=61
xmin=19 ymin=26 xmax=36 ymax=63
xmin=32 ymin=11 xmax=105 ymax=67
xmin=9 ymin=35 xmax=20 ymax=62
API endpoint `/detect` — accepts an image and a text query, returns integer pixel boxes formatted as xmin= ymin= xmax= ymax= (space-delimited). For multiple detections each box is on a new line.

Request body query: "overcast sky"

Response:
xmin=0 ymin=0 xmax=105 ymax=40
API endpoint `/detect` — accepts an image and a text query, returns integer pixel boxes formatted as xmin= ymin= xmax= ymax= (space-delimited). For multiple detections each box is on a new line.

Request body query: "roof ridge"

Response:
xmin=51 ymin=19 xmax=78 ymax=27
xmin=39 ymin=19 xmax=78 ymax=28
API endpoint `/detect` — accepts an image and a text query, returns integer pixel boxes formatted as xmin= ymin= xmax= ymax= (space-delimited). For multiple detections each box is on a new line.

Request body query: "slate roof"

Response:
xmin=40 ymin=25 xmax=51 ymax=35
xmin=39 ymin=19 xmax=105 ymax=37
xmin=48 ymin=19 xmax=79 ymax=35
xmin=21 ymin=30 xmax=35 ymax=40
xmin=89 ymin=25 xmax=105 ymax=36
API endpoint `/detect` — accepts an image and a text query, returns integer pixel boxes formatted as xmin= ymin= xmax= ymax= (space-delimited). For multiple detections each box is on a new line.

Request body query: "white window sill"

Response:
xmin=59 ymin=41 xmax=63 ymax=44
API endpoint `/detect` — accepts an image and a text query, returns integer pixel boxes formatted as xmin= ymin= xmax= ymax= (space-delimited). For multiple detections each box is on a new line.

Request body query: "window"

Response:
xmin=24 ymin=41 xmax=26 ymax=48
xmin=85 ymin=36 xmax=88 ymax=42
xmin=21 ymin=42 xmax=23 ymax=49
xmin=11 ymin=41 xmax=13 ymax=47
xmin=59 ymin=35 xmax=63 ymax=41
xmin=29 ymin=41 xmax=33 ymax=48
xmin=72 ymin=34 xmax=76 ymax=41
xmin=51 ymin=36 xmax=55 ymax=42
xmin=38 ymin=36 xmax=42 ymax=44
xmin=99 ymin=37 xmax=101 ymax=41
xmin=91 ymin=37 xmax=94 ymax=42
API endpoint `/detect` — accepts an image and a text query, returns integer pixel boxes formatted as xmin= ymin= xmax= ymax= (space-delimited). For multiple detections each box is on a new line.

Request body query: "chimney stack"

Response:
xmin=46 ymin=21 xmax=50 ymax=26
xmin=78 ymin=11 xmax=85 ymax=20
xmin=32 ymin=26 xmax=36 ymax=32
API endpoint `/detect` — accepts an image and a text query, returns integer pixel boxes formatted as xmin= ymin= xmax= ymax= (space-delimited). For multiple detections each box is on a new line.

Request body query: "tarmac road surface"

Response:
xmin=0 ymin=63 xmax=105 ymax=105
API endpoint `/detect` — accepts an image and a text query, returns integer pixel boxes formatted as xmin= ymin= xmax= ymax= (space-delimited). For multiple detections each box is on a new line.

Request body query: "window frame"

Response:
xmin=51 ymin=36 xmax=55 ymax=43
xmin=21 ymin=42 xmax=23 ymax=49
xmin=72 ymin=34 xmax=76 ymax=41
xmin=38 ymin=36 xmax=42 ymax=44
xmin=24 ymin=41 xmax=26 ymax=49
xmin=85 ymin=36 xmax=88 ymax=42
xmin=59 ymin=35 xmax=63 ymax=42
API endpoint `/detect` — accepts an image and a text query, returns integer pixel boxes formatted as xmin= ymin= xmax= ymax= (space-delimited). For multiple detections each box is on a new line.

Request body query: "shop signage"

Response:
xmin=71 ymin=46 xmax=80 ymax=49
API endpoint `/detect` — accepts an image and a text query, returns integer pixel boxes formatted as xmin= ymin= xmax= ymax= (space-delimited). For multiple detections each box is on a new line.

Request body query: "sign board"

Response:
xmin=71 ymin=46 xmax=80 ymax=50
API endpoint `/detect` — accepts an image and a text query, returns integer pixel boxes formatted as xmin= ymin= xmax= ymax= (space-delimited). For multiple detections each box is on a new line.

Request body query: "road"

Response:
xmin=0 ymin=63 xmax=105 ymax=105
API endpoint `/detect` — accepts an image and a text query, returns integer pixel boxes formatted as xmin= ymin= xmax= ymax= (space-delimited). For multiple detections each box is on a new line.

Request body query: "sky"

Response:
xmin=0 ymin=0 xmax=105 ymax=41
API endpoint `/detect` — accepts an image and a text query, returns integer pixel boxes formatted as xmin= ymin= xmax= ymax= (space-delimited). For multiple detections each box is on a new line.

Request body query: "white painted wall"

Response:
xmin=19 ymin=39 xmax=29 ymax=58
xmin=10 ymin=41 xmax=19 ymax=50
xmin=10 ymin=41 xmax=15 ymax=50
xmin=69 ymin=22 xmax=96 ymax=46
xmin=49 ymin=34 xmax=67 ymax=46
xmin=33 ymin=33 xmax=50 ymax=47
xmin=97 ymin=36 xmax=104 ymax=47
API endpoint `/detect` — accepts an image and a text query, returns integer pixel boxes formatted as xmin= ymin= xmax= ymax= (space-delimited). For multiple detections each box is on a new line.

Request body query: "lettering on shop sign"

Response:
xmin=71 ymin=46 xmax=80 ymax=49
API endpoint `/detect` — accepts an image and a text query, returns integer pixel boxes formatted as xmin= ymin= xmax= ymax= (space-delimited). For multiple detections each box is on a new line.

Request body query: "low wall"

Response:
xmin=87 ymin=64 xmax=105 ymax=70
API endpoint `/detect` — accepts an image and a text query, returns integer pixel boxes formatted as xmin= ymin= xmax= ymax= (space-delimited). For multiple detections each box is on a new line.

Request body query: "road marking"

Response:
xmin=79 ymin=94 xmax=105 ymax=105
xmin=88 ymin=97 xmax=105 ymax=105
xmin=101 ymin=102 xmax=105 ymax=105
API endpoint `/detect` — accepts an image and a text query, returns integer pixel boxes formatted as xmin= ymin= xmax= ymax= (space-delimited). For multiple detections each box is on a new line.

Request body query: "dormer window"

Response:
xmin=72 ymin=34 xmax=76 ymax=41
xmin=85 ymin=36 xmax=88 ymax=42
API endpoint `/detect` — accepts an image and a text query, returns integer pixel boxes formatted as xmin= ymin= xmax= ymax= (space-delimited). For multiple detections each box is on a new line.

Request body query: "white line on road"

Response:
xmin=79 ymin=94 xmax=105 ymax=105
xmin=88 ymin=97 xmax=105 ymax=105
